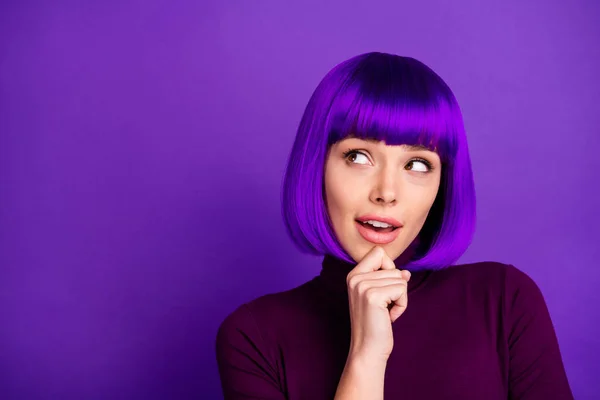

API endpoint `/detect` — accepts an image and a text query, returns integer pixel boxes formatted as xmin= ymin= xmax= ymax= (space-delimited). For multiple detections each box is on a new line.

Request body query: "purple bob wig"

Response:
xmin=281 ymin=52 xmax=476 ymax=271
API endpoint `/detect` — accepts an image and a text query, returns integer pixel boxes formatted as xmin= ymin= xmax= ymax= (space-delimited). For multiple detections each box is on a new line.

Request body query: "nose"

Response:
xmin=369 ymin=166 xmax=398 ymax=205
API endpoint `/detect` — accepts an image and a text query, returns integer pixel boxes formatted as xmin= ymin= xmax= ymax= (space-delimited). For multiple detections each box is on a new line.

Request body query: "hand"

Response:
xmin=345 ymin=246 xmax=411 ymax=362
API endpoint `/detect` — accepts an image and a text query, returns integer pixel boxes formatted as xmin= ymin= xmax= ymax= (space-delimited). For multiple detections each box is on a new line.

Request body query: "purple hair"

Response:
xmin=280 ymin=52 xmax=476 ymax=271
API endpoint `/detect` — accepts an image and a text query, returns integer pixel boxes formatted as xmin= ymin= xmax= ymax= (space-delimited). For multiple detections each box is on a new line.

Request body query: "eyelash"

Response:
xmin=342 ymin=149 xmax=435 ymax=172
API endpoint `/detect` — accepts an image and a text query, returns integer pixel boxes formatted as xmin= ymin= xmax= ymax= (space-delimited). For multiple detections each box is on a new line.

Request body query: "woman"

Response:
xmin=215 ymin=52 xmax=573 ymax=399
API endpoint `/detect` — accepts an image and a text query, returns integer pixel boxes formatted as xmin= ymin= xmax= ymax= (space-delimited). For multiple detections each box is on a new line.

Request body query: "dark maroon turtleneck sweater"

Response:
xmin=215 ymin=254 xmax=573 ymax=399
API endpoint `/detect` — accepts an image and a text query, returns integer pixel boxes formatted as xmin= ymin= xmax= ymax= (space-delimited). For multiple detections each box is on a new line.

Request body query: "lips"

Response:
xmin=355 ymin=218 xmax=402 ymax=245
xmin=356 ymin=214 xmax=403 ymax=228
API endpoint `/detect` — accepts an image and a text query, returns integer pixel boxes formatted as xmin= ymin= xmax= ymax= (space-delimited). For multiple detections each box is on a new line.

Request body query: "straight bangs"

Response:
xmin=326 ymin=56 xmax=460 ymax=163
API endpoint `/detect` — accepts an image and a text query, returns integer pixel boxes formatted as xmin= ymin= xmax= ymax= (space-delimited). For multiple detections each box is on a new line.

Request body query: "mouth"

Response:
xmin=355 ymin=220 xmax=400 ymax=233
xmin=354 ymin=219 xmax=402 ymax=245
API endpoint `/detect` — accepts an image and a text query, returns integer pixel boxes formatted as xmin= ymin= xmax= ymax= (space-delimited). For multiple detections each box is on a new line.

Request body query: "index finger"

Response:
xmin=380 ymin=250 xmax=411 ymax=281
xmin=379 ymin=249 xmax=396 ymax=271
xmin=348 ymin=246 xmax=387 ymax=277
xmin=368 ymin=247 xmax=412 ymax=281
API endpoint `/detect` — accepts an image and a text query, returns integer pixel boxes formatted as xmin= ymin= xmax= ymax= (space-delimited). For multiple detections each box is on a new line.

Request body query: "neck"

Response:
xmin=318 ymin=240 xmax=431 ymax=296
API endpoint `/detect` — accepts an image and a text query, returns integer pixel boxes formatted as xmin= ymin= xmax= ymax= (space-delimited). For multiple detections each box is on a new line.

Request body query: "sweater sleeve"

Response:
xmin=505 ymin=265 xmax=573 ymax=400
xmin=215 ymin=303 xmax=286 ymax=400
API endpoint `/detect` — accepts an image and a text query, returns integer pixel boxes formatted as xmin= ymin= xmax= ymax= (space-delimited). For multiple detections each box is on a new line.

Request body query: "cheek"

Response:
xmin=407 ymin=186 xmax=440 ymax=224
xmin=326 ymin=183 xmax=354 ymax=220
xmin=325 ymin=180 xmax=365 ymax=231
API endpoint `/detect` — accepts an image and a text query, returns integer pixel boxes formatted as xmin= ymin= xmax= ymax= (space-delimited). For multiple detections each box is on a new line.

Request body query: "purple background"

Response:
xmin=1 ymin=1 xmax=598 ymax=399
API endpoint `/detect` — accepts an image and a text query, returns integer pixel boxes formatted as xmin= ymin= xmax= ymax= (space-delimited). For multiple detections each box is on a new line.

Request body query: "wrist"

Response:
xmin=346 ymin=352 xmax=388 ymax=373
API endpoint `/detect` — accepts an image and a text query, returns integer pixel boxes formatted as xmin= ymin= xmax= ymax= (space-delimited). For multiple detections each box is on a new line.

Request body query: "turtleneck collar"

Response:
xmin=318 ymin=241 xmax=431 ymax=296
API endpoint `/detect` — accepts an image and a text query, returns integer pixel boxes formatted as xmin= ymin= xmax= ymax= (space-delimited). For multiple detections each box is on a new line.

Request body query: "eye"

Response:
xmin=406 ymin=158 xmax=433 ymax=173
xmin=342 ymin=149 xmax=370 ymax=165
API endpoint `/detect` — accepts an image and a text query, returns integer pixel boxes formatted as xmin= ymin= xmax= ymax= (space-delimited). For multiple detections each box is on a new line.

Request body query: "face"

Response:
xmin=324 ymin=137 xmax=442 ymax=262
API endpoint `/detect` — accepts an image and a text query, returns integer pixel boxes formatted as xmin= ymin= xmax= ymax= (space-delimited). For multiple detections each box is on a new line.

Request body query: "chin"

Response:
xmin=347 ymin=241 xmax=403 ymax=262
xmin=338 ymin=222 xmax=407 ymax=261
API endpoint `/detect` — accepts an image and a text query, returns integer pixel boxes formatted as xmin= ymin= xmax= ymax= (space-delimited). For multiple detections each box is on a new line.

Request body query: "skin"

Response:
xmin=326 ymin=136 xmax=444 ymax=400
xmin=324 ymin=136 xmax=442 ymax=262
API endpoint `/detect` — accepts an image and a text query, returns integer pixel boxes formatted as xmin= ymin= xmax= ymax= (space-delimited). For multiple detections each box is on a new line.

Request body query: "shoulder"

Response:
xmin=437 ymin=260 xmax=537 ymax=285
xmin=216 ymin=278 xmax=318 ymax=345
xmin=215 ymin=278 xmax=323 ymax=378
xmin=214 ymin=283 xmax=321 ymax=395
xmin=430 ymin=261 xmax=543 ymax=299
xmin=435 ymin=261 xmax=546 ymax=311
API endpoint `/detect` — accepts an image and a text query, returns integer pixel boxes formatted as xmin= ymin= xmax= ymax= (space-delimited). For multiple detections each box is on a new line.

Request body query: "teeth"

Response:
xmin=365 ymin=220 xmax=393 ymax=228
